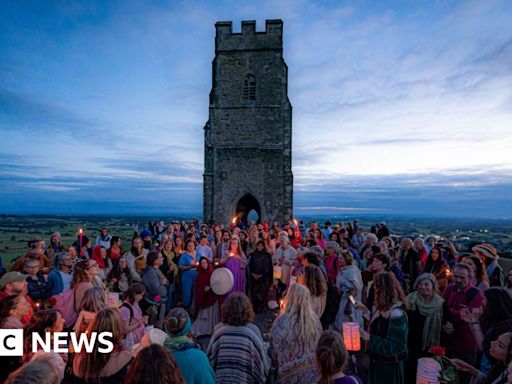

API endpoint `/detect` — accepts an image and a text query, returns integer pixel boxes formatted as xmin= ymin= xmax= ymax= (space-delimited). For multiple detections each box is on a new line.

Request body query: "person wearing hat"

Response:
xmin=163 ymin=307 xmax=215 ymax=384
xmin=0 ymin=271 xmax=34 ymax=326
xmin=472 ymin=243 xmax=504 ymax=287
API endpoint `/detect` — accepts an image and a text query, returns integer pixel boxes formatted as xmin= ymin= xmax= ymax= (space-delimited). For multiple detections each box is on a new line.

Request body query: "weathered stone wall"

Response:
xmin=204 ymin=19 xmax=293 ymax=225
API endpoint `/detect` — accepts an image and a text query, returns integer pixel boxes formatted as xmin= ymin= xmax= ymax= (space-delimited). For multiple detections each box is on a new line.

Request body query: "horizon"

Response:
xmin=1 ymin=1 xmax=512 ymax=218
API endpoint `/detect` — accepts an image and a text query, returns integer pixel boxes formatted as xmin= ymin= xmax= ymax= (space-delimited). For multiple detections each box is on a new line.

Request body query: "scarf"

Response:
xmin=163 ymin=318 xmax=198 ymax=352
xmin=407 ymin=291 xmax=444 ymax=350
xmin=91 ymin=245 xmax=107 ymax=269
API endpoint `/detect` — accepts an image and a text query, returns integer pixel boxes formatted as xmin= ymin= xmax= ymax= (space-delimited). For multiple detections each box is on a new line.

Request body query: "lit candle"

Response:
xmin=231 ymin=217 xmax=237 ymax=230
xmin=279 ymin=299 xmax=284 ymax=310
xmin=35 ymin=302 xmax=40 ymax=313
xmin=79 ymin=228 xmax=83 ymax=248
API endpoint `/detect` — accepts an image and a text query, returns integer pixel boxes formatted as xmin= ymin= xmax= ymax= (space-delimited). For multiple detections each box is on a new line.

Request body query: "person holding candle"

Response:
xmin=316 ymin=330 xmax=363 ymax=384
xmin=422 ymin=246 xmax=451 ymax=291
xmin=273 ymin=236 xmax=297 ymax=300
xmin=24 ymin=258 xmax=49 ymax=305
xmin=191 ymin=257 xmax=219 ymax=336
xmin=120 ymin=282 xmax=148 ymax=347
xmin=223 ymin=236 xmax=247 ymax=298
xmin=126 ymin=236 xmax=147 ymax=279
xmin=271 ymin=283 xmax=322 ymax=384
xmin=357 ymin=272 xmax=408 ymax=384
xmin=178 ymin=240 xmax=198 ymax=310
xmin=334 ymin=250 xmax=364 ymax=333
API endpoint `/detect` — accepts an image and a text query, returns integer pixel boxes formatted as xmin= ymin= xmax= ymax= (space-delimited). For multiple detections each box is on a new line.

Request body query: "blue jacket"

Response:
xmin=47 ymin=268 xmax=64 ymax=296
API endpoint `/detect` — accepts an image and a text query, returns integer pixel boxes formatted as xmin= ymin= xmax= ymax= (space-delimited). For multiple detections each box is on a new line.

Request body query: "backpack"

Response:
xmin=121 ymin=302 xmax=134 ymax=325
xmin=49 ymin=288 xmax=78 ymax=329
xmin=320 ymin=281 xmax=341 ymax=329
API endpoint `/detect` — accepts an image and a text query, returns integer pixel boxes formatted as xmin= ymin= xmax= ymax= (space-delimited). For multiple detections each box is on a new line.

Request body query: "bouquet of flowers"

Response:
xmin=428 ymin=346 xmax=459 ymax=384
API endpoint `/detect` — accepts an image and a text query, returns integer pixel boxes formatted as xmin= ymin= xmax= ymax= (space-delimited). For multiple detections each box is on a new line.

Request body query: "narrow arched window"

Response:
xmin=243 ymin=74 xmax=256 ymax=101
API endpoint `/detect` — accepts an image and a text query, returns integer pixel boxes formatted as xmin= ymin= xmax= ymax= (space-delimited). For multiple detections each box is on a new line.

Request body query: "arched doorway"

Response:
xmin=235 ymin=194 xmax=262 ymax=225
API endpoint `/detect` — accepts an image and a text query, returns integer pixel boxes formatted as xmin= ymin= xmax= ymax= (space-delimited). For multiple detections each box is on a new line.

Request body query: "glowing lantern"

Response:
xmin=273 ymin=265 xmax=282 ymax=280
xmin=416 ymin=357 xmax=441 ymax=384
xmin=342 ymin=322 xmax=361 ymax=351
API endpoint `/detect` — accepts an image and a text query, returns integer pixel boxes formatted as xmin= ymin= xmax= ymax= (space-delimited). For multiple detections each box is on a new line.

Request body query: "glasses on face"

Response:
xmin=87 ymin=263 xmax=98 ymax=269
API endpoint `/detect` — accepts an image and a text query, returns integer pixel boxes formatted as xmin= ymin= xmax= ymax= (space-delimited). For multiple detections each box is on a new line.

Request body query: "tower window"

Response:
xmin=243 ymin=74 xmax=256 ymax=100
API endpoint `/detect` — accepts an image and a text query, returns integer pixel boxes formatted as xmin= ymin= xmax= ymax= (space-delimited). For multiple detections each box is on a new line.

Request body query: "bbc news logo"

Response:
xmin=0 ymin=329 xmax=114 ymax=356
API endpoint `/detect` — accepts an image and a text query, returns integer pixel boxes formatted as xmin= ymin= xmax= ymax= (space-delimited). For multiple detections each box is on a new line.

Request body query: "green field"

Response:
xmin=1 ymin=215 xmax=511 ymax=270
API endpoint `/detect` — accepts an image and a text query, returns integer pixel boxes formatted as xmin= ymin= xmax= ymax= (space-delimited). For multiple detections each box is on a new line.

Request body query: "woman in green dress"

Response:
xmin=358 ymin=271 xmax=408 ymax=384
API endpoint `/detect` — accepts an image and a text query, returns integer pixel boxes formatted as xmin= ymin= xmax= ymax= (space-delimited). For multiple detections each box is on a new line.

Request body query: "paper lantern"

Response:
xmin=273 ymin=265 xmax=282 ymax=280
xmin=342 ymin=322 xmax=361 ymax=351
xmin=416 ymin=358 xmax=441 ymax=384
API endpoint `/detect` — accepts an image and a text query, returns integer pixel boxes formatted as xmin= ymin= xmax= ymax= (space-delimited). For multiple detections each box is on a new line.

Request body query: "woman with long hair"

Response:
xmin=126 ymin=236 xmax=148 ymax=279
xmin=302 ymin=264 xmax=327 ymax=318
xmin=71 ymin=260 xmax=100 ymax=320
xmin=271 ymin=284 xmax=323 ymax=384
xmin=178 ymin=240 xmax=198 ymax=309
xmin=223 ymin=237 xmax=248 ymax=297
xmin=207 ymin=293 xmax=269 ymax=383
xmin=316 ymin=330 xmax=363 ymax=384
xmin=462 ymin=255 xmax=490 ymax=291
xmin=106 ymin=256 xmax=135 ymax=296
xmin=120 ymin=282 xmax=148 ymax=348
xmin=262 ymin=230 xmax=276 ymax=255
xmin=73 ymin=286 xmax=108 ymax=334
xmin=22 ymin=309 xmax=66 ymax=376
xmin=63 ymin=308 xmax=132 ymax=384
xmin=314 ymin=228 xmax=326 ymax=250
xmin=160 ymin=238 xmax=179 ymax=310
xmin=191 ymin=257 xmax=219 ymax=337
xmin=358 ymin=272 xmax=408 ymax=384
xmin=334 ymin=250 xmax=364 ymax=332
xmin=423 ymin=246 xmax=450 ymax=291
xmin=248 ymin=240 xmax=273 ymax=313
xmin=125 ymin=344 xmax=184 ymax=384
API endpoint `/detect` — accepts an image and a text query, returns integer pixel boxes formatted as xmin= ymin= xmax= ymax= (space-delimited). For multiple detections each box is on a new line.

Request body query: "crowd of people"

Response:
xmin=1 ymin=218 xmax=512 ymax=384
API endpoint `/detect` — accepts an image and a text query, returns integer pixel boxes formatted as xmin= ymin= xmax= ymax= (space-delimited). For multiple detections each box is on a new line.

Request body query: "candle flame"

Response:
xmin=79 ymin=228 xmax=83 ymax=234
xmin=232 ymin=217 xmax=237 ymax=224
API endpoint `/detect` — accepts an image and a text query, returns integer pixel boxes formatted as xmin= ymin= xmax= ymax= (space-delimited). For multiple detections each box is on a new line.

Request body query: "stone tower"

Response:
xmin=203 ymin=19 xmax=293 ymax=226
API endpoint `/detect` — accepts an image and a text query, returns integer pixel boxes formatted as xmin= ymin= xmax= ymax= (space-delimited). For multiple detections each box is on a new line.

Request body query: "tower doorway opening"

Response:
xmin=235 ymin=194 xmax=262 ymax=225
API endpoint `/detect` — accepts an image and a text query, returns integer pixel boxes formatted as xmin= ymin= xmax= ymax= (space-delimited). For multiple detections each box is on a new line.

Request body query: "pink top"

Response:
xmin=120 ymin=301 xmax=144 ymax=344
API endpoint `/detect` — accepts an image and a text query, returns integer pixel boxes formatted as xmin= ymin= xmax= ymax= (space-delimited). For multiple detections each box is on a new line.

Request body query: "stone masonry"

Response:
xmin=203 ymin=19 xmax=293 ymax=225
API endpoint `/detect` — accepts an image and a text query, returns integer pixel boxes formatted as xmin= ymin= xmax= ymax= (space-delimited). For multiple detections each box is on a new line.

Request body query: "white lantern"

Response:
xmin=273 ymin=265 xmax=282 ymax=280
xmin=342 ymin=322 xmax=361 ymax=351
xmin=416 ymin=357 xmax=441 ymax=384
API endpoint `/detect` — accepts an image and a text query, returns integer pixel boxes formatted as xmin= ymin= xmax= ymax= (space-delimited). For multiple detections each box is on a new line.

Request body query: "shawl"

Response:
xmin=91 ymin=245 xmax=107 ymax=269
xmin=164 ymin=318 xmax=198 ymax=352
xmin=406 ymin=291 xmax=444 ymax=350
xmin=195 ymin=259 xmax=217 ymax=311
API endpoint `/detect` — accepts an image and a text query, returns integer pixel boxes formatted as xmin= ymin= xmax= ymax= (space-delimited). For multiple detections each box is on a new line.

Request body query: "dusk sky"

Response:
xmin=1 ymin=0 xmax=512 ymax=218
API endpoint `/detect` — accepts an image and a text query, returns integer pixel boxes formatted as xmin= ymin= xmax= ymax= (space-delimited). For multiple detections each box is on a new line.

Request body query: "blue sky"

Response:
xmin=1 ymin=0 xmax=511 ymax=218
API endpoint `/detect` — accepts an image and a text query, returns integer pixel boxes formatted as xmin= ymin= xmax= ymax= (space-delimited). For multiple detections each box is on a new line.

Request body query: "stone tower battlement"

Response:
xmin=204 ymin=19 xmax=293 ymax=226
xmin=215 ymin=20 xmax=283 ymax=52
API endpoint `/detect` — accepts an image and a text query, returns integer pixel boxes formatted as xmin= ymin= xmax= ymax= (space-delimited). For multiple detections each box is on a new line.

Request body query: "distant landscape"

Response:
xmin=1 ymin=215 xmax=511 ymax=267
